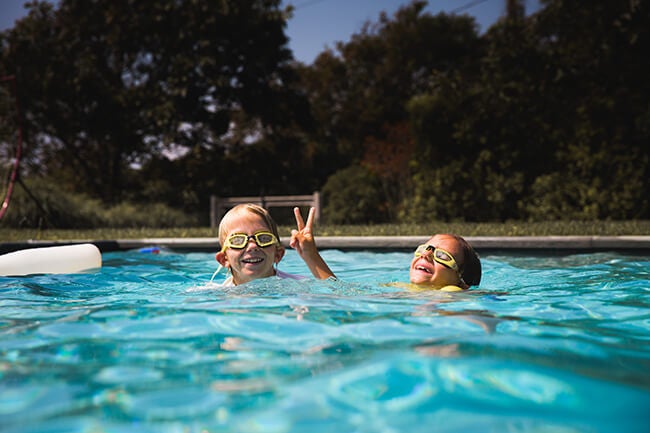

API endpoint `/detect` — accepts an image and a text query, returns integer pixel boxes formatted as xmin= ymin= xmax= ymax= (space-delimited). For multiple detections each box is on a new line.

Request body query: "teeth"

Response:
xmin=243 ymin=257 xmax=263 ymax=264
xmin=416 ymin=266 xmax=431 ymax=274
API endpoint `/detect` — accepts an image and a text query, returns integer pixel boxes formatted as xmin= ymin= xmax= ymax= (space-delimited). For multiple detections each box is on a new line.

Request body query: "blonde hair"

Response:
xmin=218 ymin=204 xmax=281 ymax=245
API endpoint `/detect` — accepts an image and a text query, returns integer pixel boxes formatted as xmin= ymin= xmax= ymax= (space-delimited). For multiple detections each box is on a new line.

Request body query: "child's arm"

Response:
xmin=290 ymin=207 xmax=335 ymax=280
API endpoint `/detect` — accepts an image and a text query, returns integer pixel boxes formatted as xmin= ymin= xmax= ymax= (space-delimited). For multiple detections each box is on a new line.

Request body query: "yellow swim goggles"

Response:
xmin=414 ymin=244 xmax=460 ymax=273
xmin=221 ymin=231 xmax=278 ymax=252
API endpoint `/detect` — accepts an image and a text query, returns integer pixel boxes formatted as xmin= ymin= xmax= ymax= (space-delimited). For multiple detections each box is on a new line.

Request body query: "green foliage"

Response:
xmin=396 ymin=0 xmax=649 ymax=221
xmin=299 ymin=2 xmax=481 ymax=166
xmin=101 ymin=202 xmax=199 ymax=228
xmin=519 ymin=0 xmax=649 ymax=220
xmin=521 ymin=173 xmax=597 ymax=220
xmin=400 ymin=160 xmax=467 ymax=223
xmin=308 ymin=219 xmax=650 ymax=237
xmin=0 ymin=0 xmax=297 ymax=203
xmin=0 ymin=177 xmax=198 ymax=229
xmin=321 ymin=165 xmax=387 ymax=224
xmin=1 ymin=0 xmax=648 ymax=222
xmin=1 ymin=177 xmax=102 ymax=229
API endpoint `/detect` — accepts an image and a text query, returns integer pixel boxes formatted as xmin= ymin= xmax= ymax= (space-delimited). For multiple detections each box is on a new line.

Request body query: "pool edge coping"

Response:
xmin=2 ymin=235 xmax=650 ymax=254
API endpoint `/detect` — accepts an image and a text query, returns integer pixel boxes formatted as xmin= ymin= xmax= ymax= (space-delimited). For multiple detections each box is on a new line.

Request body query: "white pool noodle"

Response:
xmin=0 ymin=243 xmax=102 ymax=276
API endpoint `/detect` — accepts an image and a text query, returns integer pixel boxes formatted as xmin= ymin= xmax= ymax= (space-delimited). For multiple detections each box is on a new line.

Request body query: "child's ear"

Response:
xmin=274 ymin=245 xmax=285 ymax=264
xmin=216 ymin=251 xmax=228 ymax=267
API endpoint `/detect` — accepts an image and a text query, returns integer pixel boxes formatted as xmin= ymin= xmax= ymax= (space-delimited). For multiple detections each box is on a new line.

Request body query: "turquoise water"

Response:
xmin=1 ymin=249 xmax=649 ymax=432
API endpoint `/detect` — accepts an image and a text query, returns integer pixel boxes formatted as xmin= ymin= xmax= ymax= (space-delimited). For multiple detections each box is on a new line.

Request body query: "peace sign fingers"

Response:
xmin=294 ymin=206 xmax=305 ymax=231
xmin=294 ymin=206 xmax=315 ymax=233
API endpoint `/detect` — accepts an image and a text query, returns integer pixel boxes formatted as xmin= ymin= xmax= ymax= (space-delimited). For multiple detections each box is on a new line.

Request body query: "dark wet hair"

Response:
xmin=450 ymin=234 xmax=481 ymax=286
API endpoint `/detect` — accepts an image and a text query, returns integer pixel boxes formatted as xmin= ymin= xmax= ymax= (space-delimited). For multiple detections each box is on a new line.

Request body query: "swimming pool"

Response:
xmin=1 ymin=248 xmax=649 ymax=432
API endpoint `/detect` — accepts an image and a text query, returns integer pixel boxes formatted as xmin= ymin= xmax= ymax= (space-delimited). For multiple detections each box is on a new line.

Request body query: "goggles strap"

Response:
xmin=209 ymin=265 xmax=222 ymax=283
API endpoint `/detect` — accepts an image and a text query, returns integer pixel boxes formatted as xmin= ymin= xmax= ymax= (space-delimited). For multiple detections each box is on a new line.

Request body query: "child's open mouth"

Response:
xmin=413 ymin=259 xmax=433 ymax=274
xmin=242 ymin=256 xmax=264 ymax=265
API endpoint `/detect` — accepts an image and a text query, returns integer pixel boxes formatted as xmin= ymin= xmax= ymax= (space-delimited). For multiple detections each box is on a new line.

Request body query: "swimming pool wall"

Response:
xmin=1 ymin=235 xmax=649 ymax=255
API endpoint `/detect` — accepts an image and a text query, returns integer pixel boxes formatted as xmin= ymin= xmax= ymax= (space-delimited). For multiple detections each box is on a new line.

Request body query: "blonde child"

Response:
xmin=214 ymin=204 xmax=334 ymax=286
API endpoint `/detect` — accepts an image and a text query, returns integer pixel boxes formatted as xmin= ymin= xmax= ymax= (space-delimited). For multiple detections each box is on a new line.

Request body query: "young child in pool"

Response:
xmin=289 ymin=228 xmax=481 ymax=291
xmin=407 ymin=233 xmax=481 ymax=291
xmin=214 ymin=204 xmax=334 ymax=286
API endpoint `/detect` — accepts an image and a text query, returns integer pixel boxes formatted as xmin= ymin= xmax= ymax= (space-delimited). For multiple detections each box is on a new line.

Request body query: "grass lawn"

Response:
xmin=1 ymin=220 xmax=649 ymax=242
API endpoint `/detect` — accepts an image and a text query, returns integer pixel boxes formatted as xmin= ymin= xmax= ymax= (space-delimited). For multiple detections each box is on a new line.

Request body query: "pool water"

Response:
xmin=1 ymin=248 xmax=649 ymax=432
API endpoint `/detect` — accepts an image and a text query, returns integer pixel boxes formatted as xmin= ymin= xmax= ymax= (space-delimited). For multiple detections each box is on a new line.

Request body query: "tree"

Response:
xmin=300 ymin=1 xmax=482 ymax=220
xmin=300 ymin=0 xmax=482 ymax=167
xmin=404 ymin=0 xmax=649 ymax=221
xmin=0 ymin=0 xmax=298 ymax=204
xmin=520 ymin=0 xmax=650 ymax=219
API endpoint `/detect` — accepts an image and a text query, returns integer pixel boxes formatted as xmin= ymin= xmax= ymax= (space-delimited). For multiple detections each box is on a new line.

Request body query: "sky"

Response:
xmin=1 ymin=0 xmax=541 ymax=64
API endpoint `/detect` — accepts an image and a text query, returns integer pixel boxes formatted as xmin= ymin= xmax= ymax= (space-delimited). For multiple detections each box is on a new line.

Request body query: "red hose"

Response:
xmin=0 ymin=75 xmax=22 ymax=220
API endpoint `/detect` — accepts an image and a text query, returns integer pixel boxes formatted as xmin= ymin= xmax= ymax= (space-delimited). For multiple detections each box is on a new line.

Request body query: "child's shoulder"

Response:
xmin=386 ymin=282 xmax=465 ymax=292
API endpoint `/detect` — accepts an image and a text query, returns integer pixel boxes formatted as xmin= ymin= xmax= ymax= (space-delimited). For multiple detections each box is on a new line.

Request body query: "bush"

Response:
xmin=0 ymin=177 xmax=101 ymax=228
xmin=0 ymin=177 xmax=199 ymax=228
xmin=321 ymin=165 xmax=388 ymax=224
xmin=101 ymin=202 xmax=199 ymax=228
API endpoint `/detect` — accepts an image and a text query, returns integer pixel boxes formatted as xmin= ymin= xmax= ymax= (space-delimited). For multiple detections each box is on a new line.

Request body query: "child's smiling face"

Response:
xmin=216 ymin=211 xmax=284 ymax=285
xmin=409 ymin=234 xmax=466 ymax=289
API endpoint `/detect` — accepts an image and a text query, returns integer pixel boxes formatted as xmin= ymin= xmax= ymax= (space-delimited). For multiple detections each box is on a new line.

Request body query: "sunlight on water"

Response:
xmin=0 ymin=248 xmax=649 ymax=432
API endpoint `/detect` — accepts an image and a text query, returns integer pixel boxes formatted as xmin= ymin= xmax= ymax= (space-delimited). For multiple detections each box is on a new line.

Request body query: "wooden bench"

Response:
xmin=210 ymin=192 xmax=321 ymax=228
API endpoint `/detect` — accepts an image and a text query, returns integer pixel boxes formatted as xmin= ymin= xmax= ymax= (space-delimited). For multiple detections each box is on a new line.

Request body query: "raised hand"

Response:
xmin=289 ymin=207 xmax=335 ymax=280
xmin=290 ymin=206 xmax=316 ymax=256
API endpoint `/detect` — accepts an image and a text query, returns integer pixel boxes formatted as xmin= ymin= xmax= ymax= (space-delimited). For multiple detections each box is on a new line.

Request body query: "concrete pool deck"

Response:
xmin=1 ymin=235 xmax=650 ymax=254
